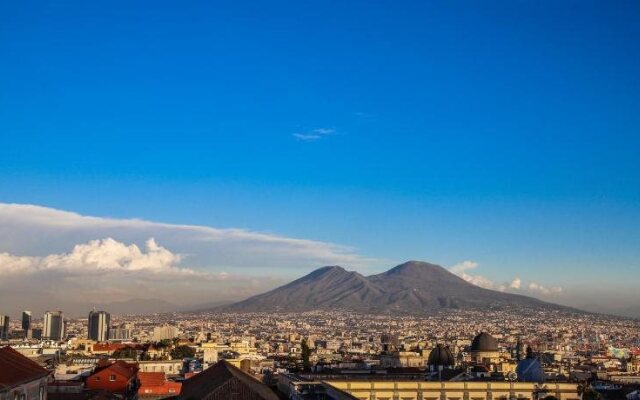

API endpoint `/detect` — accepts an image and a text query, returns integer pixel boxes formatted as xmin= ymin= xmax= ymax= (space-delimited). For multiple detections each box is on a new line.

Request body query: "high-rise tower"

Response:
xmin=88 ymin=310 xmax=110 ymax=342
xmin=22 ymin=311 xmax=32 ymax=331
xmin=43 ymin=311 xmax=65 ymax=340
xmin=0 ymin=315 xmax=9 ymax=340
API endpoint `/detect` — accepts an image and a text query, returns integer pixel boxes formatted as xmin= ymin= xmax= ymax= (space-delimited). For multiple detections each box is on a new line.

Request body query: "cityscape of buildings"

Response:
xmin=2 ymin=1 xmax=639 ymax=400
xmin=1 ymin=307 xmax=640 ymax=399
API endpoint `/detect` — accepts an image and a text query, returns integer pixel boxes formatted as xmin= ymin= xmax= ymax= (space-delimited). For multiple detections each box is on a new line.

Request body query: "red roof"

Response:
xmin=138 ymin=372 xmax=166 ymax=387
xmin=0 ymin=346 xmax=49 ymax=390
xmin=93 ymin=360 xmax=138 ymax=379
xmin=137 ymin=372 xmax=181 ymax=397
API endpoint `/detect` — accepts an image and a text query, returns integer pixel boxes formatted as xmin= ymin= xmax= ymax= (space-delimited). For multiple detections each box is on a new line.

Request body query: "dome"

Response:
xmin=427 ymin=344 xmax=455 ymax=367
xmin=471 ymin=332 xmax=498 ymax=352
xmin=516 ymin=358 xmax=544 ymax=383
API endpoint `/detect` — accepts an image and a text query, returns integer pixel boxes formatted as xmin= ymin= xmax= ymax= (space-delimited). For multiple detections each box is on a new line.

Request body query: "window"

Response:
xmin=109 ymin=374 xmax=116 ymax=381
xmin=169 ymin=389 xmax=176 ymax=393
xmin=95 ymin=377 xmax=100 ymax=381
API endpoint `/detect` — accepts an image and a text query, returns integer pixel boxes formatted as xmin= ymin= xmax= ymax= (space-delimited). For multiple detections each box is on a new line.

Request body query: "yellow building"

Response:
xmin=324 ymin=380 xmax=582 ymax=400
xmin=380 ymin=351 xmax=428 ymax=368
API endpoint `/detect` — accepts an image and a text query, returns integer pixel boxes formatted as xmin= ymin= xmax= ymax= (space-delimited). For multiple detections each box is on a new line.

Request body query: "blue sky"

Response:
xmin=1 ymin=0 xmax=639 ymax=314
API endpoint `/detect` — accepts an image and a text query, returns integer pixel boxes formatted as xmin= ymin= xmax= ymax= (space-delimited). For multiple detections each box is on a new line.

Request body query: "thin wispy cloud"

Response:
xmin=292 ymin=128 xmax=335 ymax=142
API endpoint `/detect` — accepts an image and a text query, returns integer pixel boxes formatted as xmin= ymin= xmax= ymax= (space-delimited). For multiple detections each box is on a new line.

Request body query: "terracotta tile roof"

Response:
xmin=179 ymin=360 xmax=278 ymax=400
xmin=138 ymin=372 xmax=182 ymax=397
xmin=138 ymin=372 xmax=166 ymax=387
xmin=92 ymin=360 xmax=138 ymax=380
xmin=0 ymin=346 xmax=49 ymax=390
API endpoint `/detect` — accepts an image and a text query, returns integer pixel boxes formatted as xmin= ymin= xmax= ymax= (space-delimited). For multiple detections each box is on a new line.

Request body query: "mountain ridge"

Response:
xmin=217 ymin=261 xmax=575 ymax=314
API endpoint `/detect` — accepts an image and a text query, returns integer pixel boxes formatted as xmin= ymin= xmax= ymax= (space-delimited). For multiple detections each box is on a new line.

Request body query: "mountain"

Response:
xmin=219 ymin=261 xmax=572 ymax=314
xmin=220 ymin=266 xmax=384 ymax=312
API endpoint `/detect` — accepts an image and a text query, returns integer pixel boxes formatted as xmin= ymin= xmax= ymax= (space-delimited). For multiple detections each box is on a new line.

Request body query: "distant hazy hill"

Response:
xmin=86 ymin=298 xmax=179 ymax=316
xmin=219 ymin=261 xmax=573 ymax=314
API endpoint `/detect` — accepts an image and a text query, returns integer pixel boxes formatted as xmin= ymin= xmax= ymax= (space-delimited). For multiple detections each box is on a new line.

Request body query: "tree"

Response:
xmin=582 ymin=389 xmax=601 ymax=400
xmin=156 ymin=339 xmax=173 ymax=349
xmin=301 ymin=339 xmax=312 ymax=372
xmin=112 ymin=347 xmax=137 ymax=360
xmin=171 ymin=345 xmax=196 ymax=360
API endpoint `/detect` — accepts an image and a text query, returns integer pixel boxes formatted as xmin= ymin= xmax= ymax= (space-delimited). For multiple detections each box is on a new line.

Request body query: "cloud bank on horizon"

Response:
xmin=0 ymin=202 xmax=626 ymax=317
xmin=449 ymin=260 xmax=563 ymax=298
xmin=0 ymin=203 xmax=385 ymax=315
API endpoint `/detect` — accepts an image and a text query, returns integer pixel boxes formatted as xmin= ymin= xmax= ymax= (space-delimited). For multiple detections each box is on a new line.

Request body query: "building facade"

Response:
xmin=152 ymin=325 xmax=179 ymax=341
xmin=323 ymin=381 xmax=582 ymax=400
xmin=109 ymin=323 xmax=132 ymax=341
xmin=138 ymin=360 xmax=184 ymax=376
xmin=85 ymin=360 xmax=138 ymax=396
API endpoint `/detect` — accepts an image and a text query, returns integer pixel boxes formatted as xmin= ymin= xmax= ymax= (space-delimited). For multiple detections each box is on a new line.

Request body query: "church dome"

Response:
xmin=471 ymin=332 xmax=498 ymax=352
xmin=427 ymin=344 xmax=455 ymax=367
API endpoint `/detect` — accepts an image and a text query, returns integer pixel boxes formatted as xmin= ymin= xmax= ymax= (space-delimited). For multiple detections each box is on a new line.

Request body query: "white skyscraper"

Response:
xmin=43 ymin=311 xmax=65 ymax=340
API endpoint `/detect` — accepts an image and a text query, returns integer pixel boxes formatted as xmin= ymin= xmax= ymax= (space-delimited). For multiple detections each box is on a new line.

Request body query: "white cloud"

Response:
xmin=528 ymin=282 xmax=563 ymax=296
xmin=293 ymin=128 xmax=335 ymax=142
xmin=0 ymin=203 xmax=383 ymax=313
xmin=509 ymin=277 xmax=522 ymax=290
xmin=450 ymin=261 xmax=562 ymax=298
xmin=450 ymin=260 xmax=494 ymax=289
xmin=0 ymin=203 xmax=379 ymax=270
xmin=1 ymin=238 xmax=199 ymax=277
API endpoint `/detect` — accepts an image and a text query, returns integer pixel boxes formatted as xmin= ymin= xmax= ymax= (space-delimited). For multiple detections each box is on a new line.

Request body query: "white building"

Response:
xmin=152 ymin=324 xmax=179 ymax=341
xmin=43 ymin=311 xmax=65 ymax=341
